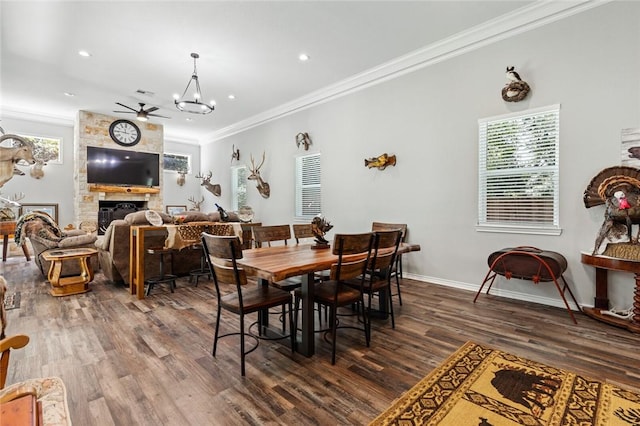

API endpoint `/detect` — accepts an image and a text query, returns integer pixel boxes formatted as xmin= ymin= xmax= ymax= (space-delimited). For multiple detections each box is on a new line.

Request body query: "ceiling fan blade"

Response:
xmin=148 ymin=113 xmax=171 ymax=119
xmin=145 ymin=106 xmax=159 ymax=113
xmin=115 ymin=102 xmax=137 ymax=112
xmin=113 ymin=110 xmax=136 ymax=114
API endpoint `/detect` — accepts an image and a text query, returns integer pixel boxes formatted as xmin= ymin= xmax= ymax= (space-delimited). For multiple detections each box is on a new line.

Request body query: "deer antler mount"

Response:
xmin=195 ymin=170 xmax=221 ymax=197
xmin=248 ymin=152 xmax=271 ymax=198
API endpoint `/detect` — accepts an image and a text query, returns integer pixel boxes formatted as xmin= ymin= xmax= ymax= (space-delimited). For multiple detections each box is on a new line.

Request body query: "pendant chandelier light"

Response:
xmin=173 ymin=53 xmax=215 ymax=115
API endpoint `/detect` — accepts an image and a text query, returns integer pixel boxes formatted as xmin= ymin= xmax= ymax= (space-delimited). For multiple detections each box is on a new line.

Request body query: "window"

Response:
xmin=18 ymin=134 xmax=62 ymax=164
xmin=477 ymin=104 xmax=560 ymax=235
xmin=231 ymin=165 xmax=248 ymax=211
xmin=295 ymin=153 xmax=322 ymax=219
xmin=163 ymin=152 xmax=191 ymax=173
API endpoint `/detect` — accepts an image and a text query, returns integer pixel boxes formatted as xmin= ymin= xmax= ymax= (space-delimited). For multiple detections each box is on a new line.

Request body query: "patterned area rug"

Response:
xmin=3 ymin=291 xmax=20 ymax=310
xmin=370 ymin=341 xmax=640 ymax=425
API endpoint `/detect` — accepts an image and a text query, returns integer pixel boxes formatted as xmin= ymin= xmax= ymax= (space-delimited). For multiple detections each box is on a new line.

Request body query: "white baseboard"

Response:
xmin=403 ymin=272 xmax=586 ymax=311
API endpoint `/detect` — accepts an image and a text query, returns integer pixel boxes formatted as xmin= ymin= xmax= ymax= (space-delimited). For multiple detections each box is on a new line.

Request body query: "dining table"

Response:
xmin=236 ymin=241 xmax=420 ymax=357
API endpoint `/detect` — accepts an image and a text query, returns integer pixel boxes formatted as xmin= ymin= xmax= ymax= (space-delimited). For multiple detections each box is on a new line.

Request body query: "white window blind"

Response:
xmin=478 ymin=104 xmax=561 ymax=235
xmin=295 ymin=153 xmax=322 ymax=219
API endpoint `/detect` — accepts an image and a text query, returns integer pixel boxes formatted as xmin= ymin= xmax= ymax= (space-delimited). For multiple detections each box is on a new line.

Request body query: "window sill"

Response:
xmin=476 ymin=224 xmax=562 ymax=236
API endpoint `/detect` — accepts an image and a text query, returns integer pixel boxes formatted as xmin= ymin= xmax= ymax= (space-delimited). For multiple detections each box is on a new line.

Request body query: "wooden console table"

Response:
xmin=581 ymin=252 xmax=640 ymax=333
xmin=41 ymin=248 xmax=98 ymax=296
xmin=0 ymin=220 xmax=31 ymax=262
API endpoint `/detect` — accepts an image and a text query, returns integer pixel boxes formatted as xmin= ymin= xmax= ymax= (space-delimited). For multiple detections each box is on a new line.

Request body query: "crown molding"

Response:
xmin=206 ymin=0 xmax=611 ymax=143
xmin=1 ymin=107 xmax=75 ymax=127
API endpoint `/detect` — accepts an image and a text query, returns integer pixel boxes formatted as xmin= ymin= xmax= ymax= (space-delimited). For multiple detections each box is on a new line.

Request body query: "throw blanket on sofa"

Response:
xmin=14 ymin=211 xmax=63 ymax=246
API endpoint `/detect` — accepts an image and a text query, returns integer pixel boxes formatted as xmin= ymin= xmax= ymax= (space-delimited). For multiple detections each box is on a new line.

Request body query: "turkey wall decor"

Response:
xmin=502 ymin=66 xmax=530 ymax=102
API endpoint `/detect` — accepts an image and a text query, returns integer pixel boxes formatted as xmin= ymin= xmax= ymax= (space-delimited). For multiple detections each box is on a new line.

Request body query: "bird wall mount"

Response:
xmin=502 ymin=66 xmax=531 ymax=102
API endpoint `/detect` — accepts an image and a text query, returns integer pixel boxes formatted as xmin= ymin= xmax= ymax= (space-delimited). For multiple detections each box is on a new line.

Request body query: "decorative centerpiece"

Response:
xmin=311 ymin=214 xmax=333 ymax=250
xmin=237 ymin=205 xmax=255 ymax=223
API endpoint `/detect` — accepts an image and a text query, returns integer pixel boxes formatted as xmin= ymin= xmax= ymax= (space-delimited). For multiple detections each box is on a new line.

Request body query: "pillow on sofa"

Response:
xmin=175 ymin=211 xmax=210 ymax=223
xmin=124 ymin=210 xmax=172 ymax=225
xmin=207 ymin=211 xmax=239 ymax=222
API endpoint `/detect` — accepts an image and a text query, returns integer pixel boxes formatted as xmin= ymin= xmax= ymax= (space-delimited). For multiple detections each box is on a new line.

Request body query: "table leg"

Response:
xmin=298 ymin=272 xmax=315 ymax=357
xmin=594 ymin=267 xmax=609 ymax=309
xmin=632 ymin=273 xmax=640 ymax=331
xmin=2 ymin=235 xmax=8 ymax=261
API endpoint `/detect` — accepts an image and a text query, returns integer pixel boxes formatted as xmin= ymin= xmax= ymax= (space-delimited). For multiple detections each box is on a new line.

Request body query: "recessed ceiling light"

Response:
xmin=228 ymin=94 xmax=235 ymax=100
xmin=64 ymin=92 xmax=75 ymax=97
xmin=78 ymin=50 xmax=92 ymax=57
xmin=186 ymin=118 xmax=193 ymax=122
xmin=298 ymin=53 xmax=310 ymax=62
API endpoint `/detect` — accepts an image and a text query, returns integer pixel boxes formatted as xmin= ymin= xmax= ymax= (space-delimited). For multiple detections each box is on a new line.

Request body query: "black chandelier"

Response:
xmin=174 ymin=53 xmax=215 ymax=115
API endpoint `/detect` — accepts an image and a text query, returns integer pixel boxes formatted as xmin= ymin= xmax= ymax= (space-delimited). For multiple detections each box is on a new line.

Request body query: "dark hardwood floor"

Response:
xmin=1 ymin=256 xmax=639 ymax=425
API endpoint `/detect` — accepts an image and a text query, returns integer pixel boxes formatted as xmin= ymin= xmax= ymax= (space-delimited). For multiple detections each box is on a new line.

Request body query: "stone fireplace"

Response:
xmin=74 ymin=111 xmax=164 ymax=228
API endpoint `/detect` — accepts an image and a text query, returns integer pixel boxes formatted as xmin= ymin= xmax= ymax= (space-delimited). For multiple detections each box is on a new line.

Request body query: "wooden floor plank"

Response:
xmin=1 ymin=257 xmax=639 ymax=425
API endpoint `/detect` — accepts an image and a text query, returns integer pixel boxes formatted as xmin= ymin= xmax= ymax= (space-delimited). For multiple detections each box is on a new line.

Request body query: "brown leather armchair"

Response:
xmin=14 ymin=212 xmax=98 ymax=277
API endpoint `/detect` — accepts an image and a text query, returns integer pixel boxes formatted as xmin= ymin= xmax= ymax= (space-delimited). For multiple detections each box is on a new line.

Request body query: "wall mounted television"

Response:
xmin=87 ymin=146 xmax=160 ymax=187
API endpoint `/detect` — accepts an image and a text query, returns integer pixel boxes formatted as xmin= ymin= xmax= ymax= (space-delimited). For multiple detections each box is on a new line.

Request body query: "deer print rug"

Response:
xmin=370 ymin=341 xmax=640 ymax=426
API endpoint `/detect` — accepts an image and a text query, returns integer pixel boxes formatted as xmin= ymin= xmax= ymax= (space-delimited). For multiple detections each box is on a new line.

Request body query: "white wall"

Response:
xmin=162 ymin=139 xmax=202 ymax=211
xmin=201 ymin=2 xmax=640 ymax=310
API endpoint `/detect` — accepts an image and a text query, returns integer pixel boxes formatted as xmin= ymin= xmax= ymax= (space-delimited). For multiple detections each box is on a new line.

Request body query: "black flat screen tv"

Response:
xmin=87 ymin=146 xmax=160 ymax=187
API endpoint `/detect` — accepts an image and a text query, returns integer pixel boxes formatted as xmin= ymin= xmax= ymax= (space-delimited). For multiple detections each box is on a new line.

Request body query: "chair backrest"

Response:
xmin=329 ymin=232 xmax=374 ymax=281
xmin=292 ymin=223 xmax=314 ymax=243
xmin=370 ymin=229 xmax=403 ymax=274
xmin=252 ymin=225 xmax=291 ymax=248
xmin=1 ymin=276 xmax=30 ymax=389
xmin=372 ymin=222 xmax=407 ymax=241
xmin=0 ymin=334 xmax=30 ymax=389
xmin=239 ymin=222 xmax=262 ymax=249
xmin=201 ymin=233 xmax=248 ymax=300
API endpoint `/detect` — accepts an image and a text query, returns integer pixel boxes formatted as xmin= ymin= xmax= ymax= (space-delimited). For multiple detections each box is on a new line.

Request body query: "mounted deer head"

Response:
xmin=188 ymin=195 xmax=205 ymax=211
xmin=176 ymin=170 xmax=187 ymax=186
xmin=30 ymin=159 xmax=46 ymax=179
xmin=248 ymin=152 xmax=271 ymax=199
xmin=195 ymin=170 xmax=221 ymax=197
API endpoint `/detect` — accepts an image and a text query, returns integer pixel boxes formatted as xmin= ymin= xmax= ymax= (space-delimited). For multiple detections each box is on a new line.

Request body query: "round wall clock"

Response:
xmin=109 ymin=119 xmax=141 ymax=146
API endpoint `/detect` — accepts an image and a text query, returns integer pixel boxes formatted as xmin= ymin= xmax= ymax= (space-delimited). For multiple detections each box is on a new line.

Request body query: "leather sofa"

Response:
xmin=96 ymin=210 xmax=240 ymax=285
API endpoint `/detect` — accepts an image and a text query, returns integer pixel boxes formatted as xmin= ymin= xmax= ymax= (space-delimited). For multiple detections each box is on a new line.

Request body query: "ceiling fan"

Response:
xmin=113 ymin=102 xmax=170 ymax=122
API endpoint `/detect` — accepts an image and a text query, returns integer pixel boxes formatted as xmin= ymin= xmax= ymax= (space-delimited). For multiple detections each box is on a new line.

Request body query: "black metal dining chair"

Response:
xmin=296 ymin=232 xmax=374 ymax=365
xmin=201 ymin=233 xmax=294 ymax=376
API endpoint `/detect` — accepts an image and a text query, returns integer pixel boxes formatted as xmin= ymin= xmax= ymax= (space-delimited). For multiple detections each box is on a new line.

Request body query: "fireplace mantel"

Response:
xmin=89 ymin=184 xmax=160 ymax=194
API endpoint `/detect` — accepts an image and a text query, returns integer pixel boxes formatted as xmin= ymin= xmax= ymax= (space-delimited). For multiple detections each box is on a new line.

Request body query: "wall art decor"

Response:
xmin=20 ymin=203 xmax=58 ymax=223
xmin=365 ymin=153 xmax=396 ymax=170
xmin=502 ymin=66 xmax=530 ymax=102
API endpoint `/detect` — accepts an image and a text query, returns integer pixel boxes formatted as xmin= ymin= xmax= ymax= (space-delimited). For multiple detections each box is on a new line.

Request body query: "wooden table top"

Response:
xmin=0 ymin=220 xmax=17 ymax=233
xmin=238 ymin=242 xmax=419 ymax=282
xmin=42 ymin=247 xmax=98 ymax=261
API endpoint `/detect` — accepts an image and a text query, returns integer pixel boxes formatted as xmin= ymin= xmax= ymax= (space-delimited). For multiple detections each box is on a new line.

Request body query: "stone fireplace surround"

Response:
xmin=74 ymin=111 xmax=164 ymax=228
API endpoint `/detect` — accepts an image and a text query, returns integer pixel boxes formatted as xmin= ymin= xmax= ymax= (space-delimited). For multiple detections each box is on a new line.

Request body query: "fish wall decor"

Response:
xmin=364 ymin=153 xmax=396 ymax=170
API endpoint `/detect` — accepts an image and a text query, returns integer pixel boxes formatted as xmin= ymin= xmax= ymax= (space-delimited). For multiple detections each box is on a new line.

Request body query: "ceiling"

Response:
xmin=1 ymin=1 xmax=536 ymax=143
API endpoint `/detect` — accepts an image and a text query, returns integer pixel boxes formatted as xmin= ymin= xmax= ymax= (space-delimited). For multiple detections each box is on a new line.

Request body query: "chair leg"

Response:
xmin=212 ymin=305 xmax=222 ymax=357
xmin=240 ymin=313 xmax=246 ymax=377
xmin=288 ymin=300 xmax=295 ymax=353
xmin=330 ymin=305 xmax=338 ymax=365
xmin=395 ymin=264 xmax=403 ymax=306
xmin=387 ymin=285 xmax=395 ymax=329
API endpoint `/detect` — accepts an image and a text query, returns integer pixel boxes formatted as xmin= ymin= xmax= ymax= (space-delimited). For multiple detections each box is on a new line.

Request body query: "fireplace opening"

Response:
xmin=98 ymin=201 xmax=146 ymax=234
